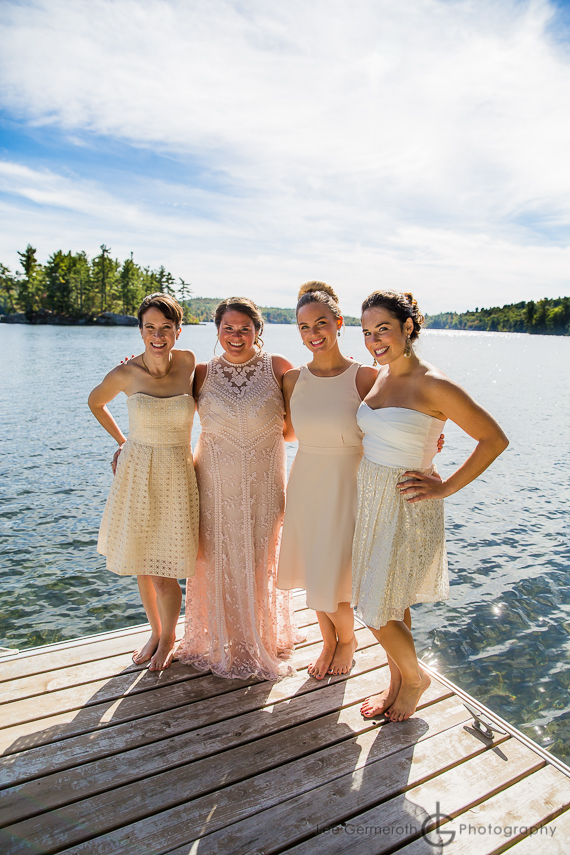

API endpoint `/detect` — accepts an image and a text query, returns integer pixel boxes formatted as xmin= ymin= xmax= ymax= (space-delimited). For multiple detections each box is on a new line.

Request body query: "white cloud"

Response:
xmin=1 ymin=0 xmax=570 ymax=312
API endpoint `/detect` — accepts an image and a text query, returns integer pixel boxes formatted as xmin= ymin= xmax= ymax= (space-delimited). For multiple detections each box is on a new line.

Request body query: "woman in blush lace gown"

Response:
xmin=177 ymin=297 xmax=299 ymax=680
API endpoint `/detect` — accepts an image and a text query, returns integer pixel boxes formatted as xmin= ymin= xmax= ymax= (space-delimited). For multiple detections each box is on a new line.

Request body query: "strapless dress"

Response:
xmin=98 ymin=393 xmax=199 ymax=578
xmin=351 ymin=404 xmax=449 ymax=629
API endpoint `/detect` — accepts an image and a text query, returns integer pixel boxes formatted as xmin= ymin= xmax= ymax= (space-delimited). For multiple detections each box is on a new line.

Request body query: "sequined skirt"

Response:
xmin=351 ymin=456 xmax=449 ymax=629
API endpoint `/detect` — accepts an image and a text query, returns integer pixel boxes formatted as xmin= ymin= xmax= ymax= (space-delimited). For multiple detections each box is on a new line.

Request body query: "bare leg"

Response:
xmin=132 ymin=576 xmax=161 ymax=664
xmin=361 ymin=608 xmax=411 ymax=717
xmin=149 ymin=577 xmax=182 ymax=671
xmin=362 ymin=609 xmax=429 ymax=720
xmin=309 ymin=611 xmax=337 ymax=680
xmin=327 ymin=603 xmax=358 ymax=675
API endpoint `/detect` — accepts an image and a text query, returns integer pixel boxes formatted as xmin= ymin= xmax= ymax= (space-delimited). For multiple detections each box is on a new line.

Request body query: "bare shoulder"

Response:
xmin=271 ymin=352 xmax=295 ymax=374
xmin=174 ymin=348 xmax=196 ymax=370
xmin=356 ymin=364 xmax=378 ymax=399
xmin=282 ymin=366 xmax=301 ymax=395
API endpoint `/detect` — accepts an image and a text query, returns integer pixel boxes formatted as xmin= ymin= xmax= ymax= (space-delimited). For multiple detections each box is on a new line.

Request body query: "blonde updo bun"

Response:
xmin=297 ymin=280 xmax=339 ymax=304
xmin=296 ymin=280 xmax=342 ymax=323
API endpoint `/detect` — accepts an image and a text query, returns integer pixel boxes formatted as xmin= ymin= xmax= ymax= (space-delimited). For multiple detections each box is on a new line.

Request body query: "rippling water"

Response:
xmin=1 ymin=323 xmax=569 ymax=762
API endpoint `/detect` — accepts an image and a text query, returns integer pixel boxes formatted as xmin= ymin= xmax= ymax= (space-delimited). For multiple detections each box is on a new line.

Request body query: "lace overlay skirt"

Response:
xmin=351 ymin=456 xmax=449 ymax=629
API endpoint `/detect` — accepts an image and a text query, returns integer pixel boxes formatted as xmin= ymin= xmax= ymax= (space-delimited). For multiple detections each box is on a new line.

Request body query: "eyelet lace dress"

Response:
xmin=351 ymin=404 xmax=449 ymax=629
xmin=97 ymin=392 xmax=199 ymax=578
xmin=178 ymin=352 xmax=299 ymax=680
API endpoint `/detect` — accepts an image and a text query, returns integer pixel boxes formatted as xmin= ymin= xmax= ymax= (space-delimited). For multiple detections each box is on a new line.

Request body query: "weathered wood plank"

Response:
xmin=0 ymin=660 xmax=406 ymax=824
xmin=19 ymin=684 xmax=456 ymax=855
xmin=0 ymin=621 xmax=332 ymax=733
xmin=0 ymin=627 xmax=379 ymax=761
xmin=501 ymin=803 xmax=570 ymax=855
xmin=0 ymin=592 xmax=309 ymax=684
xmin=162 ymin=704 xmax=481 ymax=855
xmin=411 ymin=764 xmax=570 ymax=854
xmin=278 ymin=738 xmax=544 ymax=855
xmin=0 ymin=608 xmax=318 ymax=707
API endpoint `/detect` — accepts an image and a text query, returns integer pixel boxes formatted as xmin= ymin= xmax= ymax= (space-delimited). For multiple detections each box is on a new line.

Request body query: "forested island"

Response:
xmin=1 ymin=244 xmax=568 ymax=333
xmin=425 ymin=296 xmax=570 ymax=335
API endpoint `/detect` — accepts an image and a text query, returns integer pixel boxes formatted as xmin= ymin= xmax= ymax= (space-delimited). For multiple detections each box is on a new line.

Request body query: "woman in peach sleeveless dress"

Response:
xmin=277 ymin=283 xmax=377 ymax=680
xmin=177 ymin=298 xmax=299 ymax=680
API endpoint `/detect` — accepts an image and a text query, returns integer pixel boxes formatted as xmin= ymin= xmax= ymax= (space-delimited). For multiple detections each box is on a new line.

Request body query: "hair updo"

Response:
xmin=213 ymin=296 xmax=264 ymax=347
xmin=361 ymin=290 xmax=424 ymax=341
xmin=296 ymin=281 xmax=343 ymax=323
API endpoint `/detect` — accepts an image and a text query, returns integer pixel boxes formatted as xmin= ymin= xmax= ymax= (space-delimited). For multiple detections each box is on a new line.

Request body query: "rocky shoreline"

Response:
xmin=0 ymin=310 xmax=139 ymax=326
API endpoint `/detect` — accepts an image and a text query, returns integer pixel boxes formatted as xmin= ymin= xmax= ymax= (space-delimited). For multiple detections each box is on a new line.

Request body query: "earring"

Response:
xmin=403 ymin=335 xmax=412 ymax=358
xmin=372 ymin=357 xmax=378 ymax=367
xmin=214 ymin=336 xmax=219 ymax=355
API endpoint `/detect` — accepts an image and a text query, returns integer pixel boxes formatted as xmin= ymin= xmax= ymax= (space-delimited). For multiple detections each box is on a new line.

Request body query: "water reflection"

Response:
xmin=1 ymin=324 xmax=569 ymax=761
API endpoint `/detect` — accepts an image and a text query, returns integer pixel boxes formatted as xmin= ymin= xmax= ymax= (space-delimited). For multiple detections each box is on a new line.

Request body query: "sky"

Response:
xmin=1 ymin=0 xmax=570 ymax=316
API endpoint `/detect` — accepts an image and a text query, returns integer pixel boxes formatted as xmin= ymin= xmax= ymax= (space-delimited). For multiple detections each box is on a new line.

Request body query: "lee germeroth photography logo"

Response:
xmin=317 ymin=802 xmax=557 ymax=846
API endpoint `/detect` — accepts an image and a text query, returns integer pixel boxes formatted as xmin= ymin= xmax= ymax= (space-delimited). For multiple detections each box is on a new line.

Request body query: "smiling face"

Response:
xmin=361 ymin=306 xmax=414 ymax=364
xmin=140 ymin=306 xmax=180 ymax=357
xmin=217 ymin=309 xmax=257 ymax=362
xmin=297 ymin=302 xmax=342 ymax=355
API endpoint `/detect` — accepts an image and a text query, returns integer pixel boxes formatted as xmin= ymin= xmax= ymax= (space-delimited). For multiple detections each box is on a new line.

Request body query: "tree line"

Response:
xmin=425 ymin=296 xmax=570 ymax=335
xmin=0 ymin=244 xmax=197 ymax=323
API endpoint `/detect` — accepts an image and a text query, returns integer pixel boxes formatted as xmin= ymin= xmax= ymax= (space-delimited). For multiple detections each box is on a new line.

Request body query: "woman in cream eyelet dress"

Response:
xmin=89 ymin=293 xmax=199 ymax=672
xmin=352 ymin=289 xmax=509 ymax=722
xmin=277 ymin=282 xmax=378 ymax=680
xmin=177 ymin=297 xmax=299 ymax=681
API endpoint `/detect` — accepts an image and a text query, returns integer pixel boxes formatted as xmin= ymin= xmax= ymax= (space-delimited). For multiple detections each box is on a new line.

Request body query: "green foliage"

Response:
xmin=425 ymin=296 xmax=570 ymax=336
xmin=0 ymin=245 xmax=196 ymax=321
xmin=183 ymin=297 xmax=360 ymax=325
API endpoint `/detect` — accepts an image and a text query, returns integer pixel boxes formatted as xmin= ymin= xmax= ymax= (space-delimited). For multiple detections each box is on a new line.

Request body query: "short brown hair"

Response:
xmin=137 ymin=293 xmax=184 ymax=328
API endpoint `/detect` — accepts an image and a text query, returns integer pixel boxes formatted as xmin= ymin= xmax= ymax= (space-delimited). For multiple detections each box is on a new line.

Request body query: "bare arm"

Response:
xmin=282 ymin=368 xmax=301 ymax=442
xmin=88 ymin=367 xmax=128 ymax=447
xmin=193 ymin=362 xmax=208 ymax=402
xmin=399 ymin=378 xmax=508 ymax=503
xmin=272 ymin=354 xmax=296 ymax=441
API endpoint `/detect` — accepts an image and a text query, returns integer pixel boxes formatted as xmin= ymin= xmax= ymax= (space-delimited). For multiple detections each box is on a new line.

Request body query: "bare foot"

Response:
xmin=132 ymin=635 xmax=159 ymax=665
xmin=308 ymin=643 xmax=336 ymax=680
xmin=360 ymin=674 xmax=402 ymax=718
xmin=328 ymin=635 xmax=358 ymax=675
xmin=149 ymin=638 xmax=176 ymax=671
xmin=386 ymin=669 xmax=431 ymax=722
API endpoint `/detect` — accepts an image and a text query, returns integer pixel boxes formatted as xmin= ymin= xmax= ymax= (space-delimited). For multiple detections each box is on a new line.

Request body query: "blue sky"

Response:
xmin=1 ymin=0 xmax=570 ymax=316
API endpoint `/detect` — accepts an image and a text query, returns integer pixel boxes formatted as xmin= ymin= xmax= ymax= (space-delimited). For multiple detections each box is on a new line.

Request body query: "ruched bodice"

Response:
xmin=127 ymin=393 xmax=194 ymax=446
xmin=357 ymin=404 xmax=445 ymax=469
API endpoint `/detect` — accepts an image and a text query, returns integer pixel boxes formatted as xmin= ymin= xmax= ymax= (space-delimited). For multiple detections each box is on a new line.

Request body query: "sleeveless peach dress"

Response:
xmin=97 ymin=393 xmax=199 ymax=578
xmin=277 ymin=362 xmax=363 ymax=613
xmin=178 ymin=352 xmax=298 ymax=680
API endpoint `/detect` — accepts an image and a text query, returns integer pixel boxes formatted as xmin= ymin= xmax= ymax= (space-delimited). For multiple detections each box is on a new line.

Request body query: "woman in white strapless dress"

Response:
xmin=89 ymin=294 xmax=199 ymax=672
xmin=352 ymin=290 xmax=508 ymax=723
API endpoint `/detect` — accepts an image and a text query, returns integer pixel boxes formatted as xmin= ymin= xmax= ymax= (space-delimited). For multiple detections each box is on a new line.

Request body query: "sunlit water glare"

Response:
xmin=1 ymin=323 xmax=569 ymax=761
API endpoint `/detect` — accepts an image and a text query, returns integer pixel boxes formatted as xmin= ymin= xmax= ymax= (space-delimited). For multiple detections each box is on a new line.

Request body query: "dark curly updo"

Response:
xmin=296 ymin=281 xmax=343 ymax=324
xmin=361 ymin=290 xmax=424 ymax=341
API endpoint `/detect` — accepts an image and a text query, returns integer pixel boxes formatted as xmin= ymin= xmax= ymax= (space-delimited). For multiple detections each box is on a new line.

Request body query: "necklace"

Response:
xmin=141 ymin=352 xmax=172 ymax=379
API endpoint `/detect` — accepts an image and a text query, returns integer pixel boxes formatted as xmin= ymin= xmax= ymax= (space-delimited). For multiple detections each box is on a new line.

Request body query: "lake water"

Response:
xmin=1 ymin=322 xmax=569 ymax=763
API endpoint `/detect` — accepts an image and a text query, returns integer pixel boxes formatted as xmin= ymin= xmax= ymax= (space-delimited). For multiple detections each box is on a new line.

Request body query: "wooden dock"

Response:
xmin=1 ymin=593 xmax=570 ymax=854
